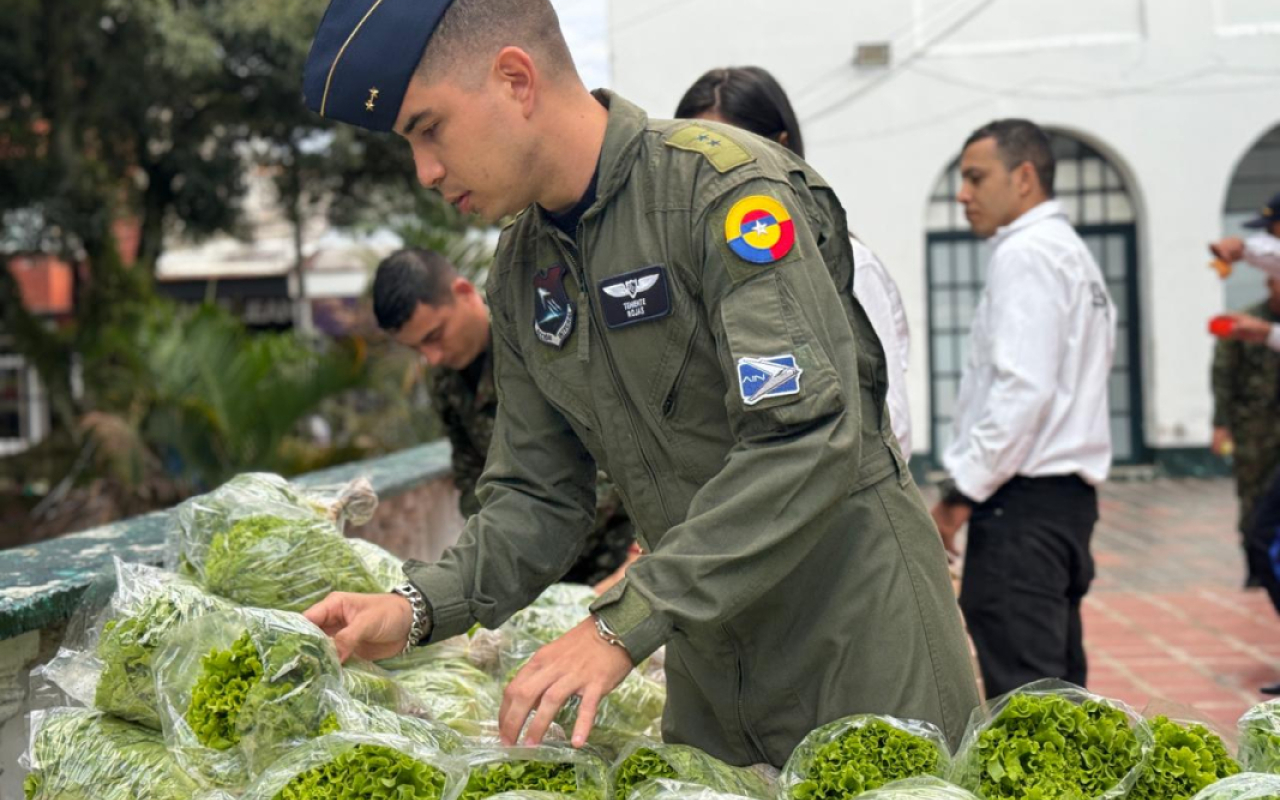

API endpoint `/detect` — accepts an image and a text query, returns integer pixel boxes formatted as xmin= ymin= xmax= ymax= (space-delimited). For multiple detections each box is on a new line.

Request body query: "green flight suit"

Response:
xmin=1212 ymin=300 xmax=1280 ymax=549
xmin=428 ymin=344 xmax=635 ymax=585
xmin=405 ymin=91 xmax=979 ymax=766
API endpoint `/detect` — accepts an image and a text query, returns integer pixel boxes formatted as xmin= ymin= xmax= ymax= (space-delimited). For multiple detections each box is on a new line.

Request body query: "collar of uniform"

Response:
xmin=991 ymin=199 xmax=1067 ymax=246
xmin=530 ymin=89 xmax=647 ymax=236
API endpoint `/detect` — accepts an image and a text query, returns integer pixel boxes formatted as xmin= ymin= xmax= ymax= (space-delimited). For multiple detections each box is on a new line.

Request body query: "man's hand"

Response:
xmin=1212 ymin=426 xmax=1235 ymax=457
xmin=499 ymin=617 xmax=633 ymax=748
xmin=930 ymin=501 xmax=972 ymax=558
xmin=1211 ymin=237 xmax=1246 ymax=263
xmin=1223 ymin=313 xmax=1274 ymax=344
xmin=304 ymin=592 xmax=414 ymax=662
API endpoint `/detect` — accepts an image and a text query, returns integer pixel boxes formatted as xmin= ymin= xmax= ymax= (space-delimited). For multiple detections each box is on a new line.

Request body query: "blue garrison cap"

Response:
xmin=303 ymin=0 xmax=456 ymax=132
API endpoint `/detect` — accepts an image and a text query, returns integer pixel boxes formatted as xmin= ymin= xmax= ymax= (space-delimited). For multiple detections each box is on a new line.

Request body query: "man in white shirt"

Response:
xmin=851 ymin=237 xmax=913 ymax=458
xmin=1211 ymin=193 xmax=1280 ymax=351
xmin=931 ymin=119 xmax=1117 ymax=698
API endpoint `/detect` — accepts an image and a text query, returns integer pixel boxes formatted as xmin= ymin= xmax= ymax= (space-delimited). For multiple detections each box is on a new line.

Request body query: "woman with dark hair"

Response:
xmin=675 ymin=67 xmax=915 ymax=458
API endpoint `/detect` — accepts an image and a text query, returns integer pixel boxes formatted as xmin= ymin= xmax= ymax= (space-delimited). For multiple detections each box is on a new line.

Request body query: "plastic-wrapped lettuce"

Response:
xmin=317 ymin=686 xmax=465 ymax=753
xmin=391 ymin=646 xmax=504 ymax=728
xmin=950 ymin=680 xmax=1150 ymax=800
xmin=852 ymin=777 xmax=980 ymax=800
xmin=22 ymin=707 xmax=203 ymax=800
xmin=461 ymin=746 xmax=610 ymax=800
xmin=240 ymin=731 xmax=466 ymax=800
xmin=170 ymin=472 xmax=382 ymax=612
xmin=780 ymin=715 xmax=950 ymax=800
xmin=154 ymin=607 xmax=342 ymax=788
xmin=1190 ymin=773 xmax=1280 ymax=800
xmin=350 ymin=537 xmax=407 ymax=591
xmin=626 ymin=779 xmax=766 ymax=800
xmin=611 ymin=740 xmax=775 ymax=800
xmin=342 ymin=657 xmax=429 ymax=714
xmin=1240 ymin=700 xmax=1280 ymax=774
xmin=1127 ymin=714 xmax=1239 ymax=800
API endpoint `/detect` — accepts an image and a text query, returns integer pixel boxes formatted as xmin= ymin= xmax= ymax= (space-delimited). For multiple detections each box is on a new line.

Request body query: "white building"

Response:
xmin=607 ymin=0 xmax=1280 ymax=473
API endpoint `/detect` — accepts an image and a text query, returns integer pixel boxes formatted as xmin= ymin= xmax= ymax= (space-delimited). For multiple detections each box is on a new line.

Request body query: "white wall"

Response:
xmin=607 ymin=0 xmax=1280 ymax=456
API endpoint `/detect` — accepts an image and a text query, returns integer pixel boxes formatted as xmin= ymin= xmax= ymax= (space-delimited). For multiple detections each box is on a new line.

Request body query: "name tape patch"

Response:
xmin=598 ymin=265 xmax=671 ymax=329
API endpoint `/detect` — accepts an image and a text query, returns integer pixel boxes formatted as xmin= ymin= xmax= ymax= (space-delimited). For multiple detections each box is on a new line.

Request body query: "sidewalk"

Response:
xmin=1081 ymin=478 xmax=1279 ymax=727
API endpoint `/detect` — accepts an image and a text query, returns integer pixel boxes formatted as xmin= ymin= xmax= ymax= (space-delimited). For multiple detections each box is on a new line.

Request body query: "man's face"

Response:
xmin=957 ymin=137 xmax=1022 ymax=239
xmin=392 ymin=282 xmax=489 ymax=370
xmin=394 ymin=71 xmax=537 ymax=224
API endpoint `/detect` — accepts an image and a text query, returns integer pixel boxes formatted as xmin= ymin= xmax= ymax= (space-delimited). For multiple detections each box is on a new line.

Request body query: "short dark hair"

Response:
xmin=674 ymin=66 xmax=805 ymax=159
xmin=964 ymin=119 xmax=1056 ymax=197
xmin=372 ymin=249 xmax=459 ymax=332
xmin=416 ymin=0 xmax=576 ymax=85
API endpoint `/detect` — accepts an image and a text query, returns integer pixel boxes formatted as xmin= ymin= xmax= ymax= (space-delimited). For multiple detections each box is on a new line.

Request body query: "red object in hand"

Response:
xmin=1209 ymin=315 xmax=1237 ymax=338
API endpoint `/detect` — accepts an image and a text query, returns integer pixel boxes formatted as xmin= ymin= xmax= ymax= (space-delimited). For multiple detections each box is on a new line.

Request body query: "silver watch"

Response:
xmin=391 ymin=582 xmax=431 ymax=654
xmin=593 ymin=613 xmax=630 ymax=655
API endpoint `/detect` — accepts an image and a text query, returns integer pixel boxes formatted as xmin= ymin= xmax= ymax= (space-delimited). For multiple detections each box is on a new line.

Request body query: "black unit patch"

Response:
xmin=533 ymin=264 xmax=576 ymax=348
xmin=598 ymin=265 xmax=671 ymax=329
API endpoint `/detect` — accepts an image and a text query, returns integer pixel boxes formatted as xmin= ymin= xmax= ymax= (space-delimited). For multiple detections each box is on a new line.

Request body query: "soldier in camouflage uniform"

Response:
xmin=1212 ymin=276 xmax=1280 ymax=587
xmin=374 ymin=249 xmax=634 ymax=586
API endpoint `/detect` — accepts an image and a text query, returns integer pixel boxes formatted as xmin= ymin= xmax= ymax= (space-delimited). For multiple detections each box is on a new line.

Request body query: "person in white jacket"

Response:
xmin=674 ymin=66 xmax=913 ymax=457
xmin=1212 ymin=193 xmax=1280 ymax=351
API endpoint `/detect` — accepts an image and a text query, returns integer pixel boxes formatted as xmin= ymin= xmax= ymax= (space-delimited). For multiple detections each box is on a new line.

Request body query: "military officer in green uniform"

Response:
xmin=1212 ymin=275 xmax=1280 ymax=587
xmin=300 ymin=0 xmax=979 ymax=765
xmin=372 ymin=247 xmax=634 ymax=585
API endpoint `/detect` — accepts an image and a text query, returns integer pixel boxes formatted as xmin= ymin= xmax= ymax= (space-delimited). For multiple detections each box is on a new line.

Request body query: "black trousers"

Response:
xmin=959 ymin=475 xmax=1098 ymax=699
xmin=1247 ymin=469 xmax=1280 ymax=616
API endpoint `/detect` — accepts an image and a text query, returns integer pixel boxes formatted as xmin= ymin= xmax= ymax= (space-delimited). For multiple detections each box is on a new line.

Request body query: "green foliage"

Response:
xmin=186 ymin=630 xmax=264 ymax=750
xmin=613 ymin=744 xmax=774 ymax=800
xmin=1128 ymin=716 xmax=1239 ymax=800
xmin=789 ymin=720 xmax=943 ymax=799
xmin=394 ymin=656 xmax=503 ymax=725
xmin=965 ymin=693 xmax=1143 ymax=800
xmin=462 ymin=761 xmax=596 ymax=800
xmin=613 ymin=749 xmax=683 ymax=800
xmin=202 ymin=513 xmax=379 ymax=611
xmin=273 ymin=743 xmax=448 ymax=800
xmin=24 ymin=709 xmax=202 ymax=800
xmin=1240 ymin=701 xmax=1280 ymax=774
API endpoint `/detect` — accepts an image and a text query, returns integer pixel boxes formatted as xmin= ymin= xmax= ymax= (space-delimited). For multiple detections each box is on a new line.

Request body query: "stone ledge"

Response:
xmin=0 ymin=441 xmax=454 ymax=641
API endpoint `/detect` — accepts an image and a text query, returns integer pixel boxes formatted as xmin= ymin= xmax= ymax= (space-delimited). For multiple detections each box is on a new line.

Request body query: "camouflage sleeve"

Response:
xmin=430 ymin=377 xmax=484 ymax=517
xmin=404 ymin=291 xmax=598 ymax=641
xmin=591 ymin=175 xmax=863 ymax=659
xmin=1211 ymin=338 xmax=1237 ymax=429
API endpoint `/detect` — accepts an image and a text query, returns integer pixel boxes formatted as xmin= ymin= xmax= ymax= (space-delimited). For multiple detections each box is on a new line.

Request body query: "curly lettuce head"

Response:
xmin=613 ymin=743 xmax=774 ymax=800
xmin=1127 ymin=716 xmax=1239 ymax=800
xmin=1240 ymin=700 xmax=1280 ymax=774
xmin=787 ymin=719 xmax=945 ymax=800
xmin=271 ymin=742 xmax=448 ymax=800
xmin=202 ymin=515 xmax=379 ymax=611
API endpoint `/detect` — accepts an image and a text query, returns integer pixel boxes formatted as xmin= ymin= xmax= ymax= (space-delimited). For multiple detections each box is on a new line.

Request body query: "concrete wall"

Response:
xmin=607 ymin=0 xmax=1280 ymax=456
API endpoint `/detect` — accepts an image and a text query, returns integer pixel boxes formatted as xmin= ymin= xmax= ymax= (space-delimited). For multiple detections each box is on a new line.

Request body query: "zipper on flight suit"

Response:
xmin=558 ymin=227 xmax=674 ymax=527
xmin=662 ymin=320 xmax=700 ymax=419
xmin=725 ymin=624 xmax=770 ymax=765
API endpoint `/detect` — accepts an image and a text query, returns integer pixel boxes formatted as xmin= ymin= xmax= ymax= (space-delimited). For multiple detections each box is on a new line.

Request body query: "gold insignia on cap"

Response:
xmin=319 ymin=0 xmax=387 ymax=118
xmin=365 ymin=87 xmax=380 ymax=112
xmin=1265 ymin=206 xmax=1274 ymax=216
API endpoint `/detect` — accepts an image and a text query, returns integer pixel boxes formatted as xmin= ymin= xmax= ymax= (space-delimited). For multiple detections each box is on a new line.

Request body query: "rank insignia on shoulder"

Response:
xmin=725 ymin=195 xmax=796 ymax=264
xmin=598 ymin=265 xmax=671 ymax=329
xmin=665 ymin=124 xmax=754 ymax=173
xmin=737 ymin=354 xmax=803 ymax=406
xmin=533 ymin=264 xmax=575 ymax=348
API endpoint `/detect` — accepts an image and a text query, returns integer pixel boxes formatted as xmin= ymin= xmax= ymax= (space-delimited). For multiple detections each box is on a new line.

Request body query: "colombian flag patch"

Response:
xmin=724 ymin=195 xmax=796 ymax=264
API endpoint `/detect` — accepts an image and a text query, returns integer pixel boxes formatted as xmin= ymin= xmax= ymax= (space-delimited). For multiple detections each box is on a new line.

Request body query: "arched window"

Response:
xmin=924 ymin=132 xmax=1146 ymax=465
xmin=1221 ymin=124 xmax=1280 ymax=311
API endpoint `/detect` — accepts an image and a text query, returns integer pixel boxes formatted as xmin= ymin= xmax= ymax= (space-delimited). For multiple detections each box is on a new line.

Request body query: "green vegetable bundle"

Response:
xmin=853 ymin=777 xmax=980 ymax=799
xmin=392 ymin=650 xmax=504 ymax=727
xmin=91 ymin=560 xmax=233 ymax=728
xmin=154 ymin=607 xmax=341 ymax=788
xmin=461 ymin=746 xmax=610 ymax=800
xmin=1128 ymin=715 xmax=1240 ymax=800
xmin=1189 ymin=773 xmax=1280 ymax=800
xmin=951 ymin=681 xmax=1149 ymax=800
xmin=343 ymin=657 xmax=425 ymax=714
xmin=350 ymin=537 xmax=408 ymax=591
xmin=612 ymin=740 xmax=775 ymax=800
xmin=240 ymin=731 xmax=465 ymax=800
xmin=780 ymin=715 xmax=950 ymax=800
xmin=558 ymin=671 xmax=665 ymax=757
xmin=318 ymin=686 xmax=465 ymax=753
xmin=626 ymin=778 xmax=770 ymax=800
xmin=201 ymin=514 xmax=381 ymax=611
xmin=1240 ymin=700 xmax=1280 ymax=774
xmin=22 ymin=708 xmax=203 ymax=800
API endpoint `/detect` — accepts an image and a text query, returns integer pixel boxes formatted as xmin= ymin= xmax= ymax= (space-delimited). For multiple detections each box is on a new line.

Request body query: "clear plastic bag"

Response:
xmin=169 ymin=472 xmax=382 ymax=611
xmin=239 ymin=730 xmax=467 ymax=800
xmin=390 ymin=645 xmax=504 ymax=728
xmin=611 ymin=740 xmax=776 ymax=800
xmin=949 ymin=679 xmax=1151 ymax=800
xmin=1189 ymin=773 xmax=1280 ymax=800
xmin=460 ymin=745 xmax=611 ymax=800
xmin=318 ymin=685 xmax=465 ymax=753
xmin=1239 ymin=699 xmax=1280 ymax=774
xmin=626 ymin=778 xmax=766 ymax=800
xmin=349 ymin=537 xmax=406 ymax=591
xmin=1127 ymin=701 xmax=1241 ymax=800
xmin=853 ymin=776 xmax=981 ymax=799
xmin=153 ymin=606 xmax=343 ymax=788
xmin=342 ymin=657 xmax=429 ymax=715
xmin=22 ymin=707 xmax=204 ymax=800
xmin=779 ymin=714 xmax=951 ymax=799
xmin=556 ymin=670 xmax=665 ymax=758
